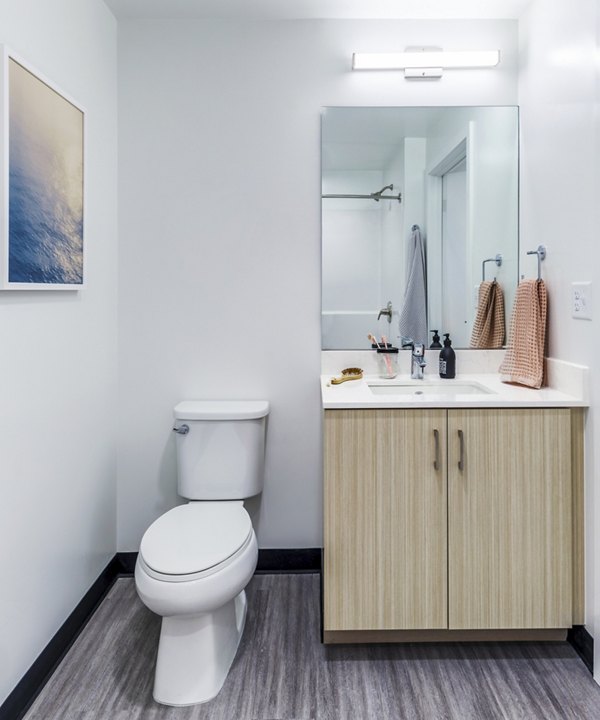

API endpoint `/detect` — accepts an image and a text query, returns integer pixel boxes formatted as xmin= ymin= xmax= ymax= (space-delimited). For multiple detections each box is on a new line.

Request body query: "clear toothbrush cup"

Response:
xmin=376 ymin=346 xmax=399 ymax=379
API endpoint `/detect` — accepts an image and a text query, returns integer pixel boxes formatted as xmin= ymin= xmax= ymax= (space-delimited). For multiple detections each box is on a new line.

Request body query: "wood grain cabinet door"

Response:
xmin=324 ymin=409 xmax=447 ymax=631
xmin=447 ymin=408 xmax=572 ymax=629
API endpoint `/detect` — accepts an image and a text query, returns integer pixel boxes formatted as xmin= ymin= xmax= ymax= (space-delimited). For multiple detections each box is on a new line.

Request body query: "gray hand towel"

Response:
xmin=399 ymin=225 xmax=427 ymax=344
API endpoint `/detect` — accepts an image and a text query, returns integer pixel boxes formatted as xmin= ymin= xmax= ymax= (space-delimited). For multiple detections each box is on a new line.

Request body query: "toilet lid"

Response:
xmin=174 ymin=400 xmax=269 ymax=420
xmin=139 ymin=503 xmax=253 ymax=576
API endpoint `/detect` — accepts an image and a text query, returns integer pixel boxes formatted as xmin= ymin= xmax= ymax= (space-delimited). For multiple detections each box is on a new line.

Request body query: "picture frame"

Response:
xmin=0 ymin=46 xmax=85 ymax=290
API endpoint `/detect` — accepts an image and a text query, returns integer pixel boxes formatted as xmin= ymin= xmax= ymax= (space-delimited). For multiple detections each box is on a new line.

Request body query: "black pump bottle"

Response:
xmin=439 ymin=333 xmax=456 ymax=379
xmin=429 ymin=330 xmax=442 ymax=349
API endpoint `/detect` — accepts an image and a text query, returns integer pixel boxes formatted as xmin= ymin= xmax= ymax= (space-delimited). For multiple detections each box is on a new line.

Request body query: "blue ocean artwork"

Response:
xmin=8 ymin=59 xmax=83 ymax=285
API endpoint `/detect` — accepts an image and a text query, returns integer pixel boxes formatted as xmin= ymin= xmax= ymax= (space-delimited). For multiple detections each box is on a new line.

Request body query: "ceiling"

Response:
xmin=104 ymin=0 xmax=532 ymax=20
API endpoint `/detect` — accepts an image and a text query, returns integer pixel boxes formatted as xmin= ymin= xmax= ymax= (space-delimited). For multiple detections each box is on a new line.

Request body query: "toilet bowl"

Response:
xmin=135 ymin=501 xmax=258 ymax=706
xmin=134 ymin=399 xmax=268 ymax=707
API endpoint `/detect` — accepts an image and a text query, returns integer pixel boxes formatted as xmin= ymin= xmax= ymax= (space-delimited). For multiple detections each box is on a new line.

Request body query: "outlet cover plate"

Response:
xmin=572 ymin=282 xmax=592 ymax=320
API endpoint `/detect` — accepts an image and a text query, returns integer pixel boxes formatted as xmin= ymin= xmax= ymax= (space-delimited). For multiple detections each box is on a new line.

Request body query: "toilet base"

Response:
xmin=153 ymin=590 xmax=248 ymax=706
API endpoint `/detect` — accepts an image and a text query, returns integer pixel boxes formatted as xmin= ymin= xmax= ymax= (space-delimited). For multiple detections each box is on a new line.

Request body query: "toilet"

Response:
xmin=134 ymin=399 xmax=269 ymax=707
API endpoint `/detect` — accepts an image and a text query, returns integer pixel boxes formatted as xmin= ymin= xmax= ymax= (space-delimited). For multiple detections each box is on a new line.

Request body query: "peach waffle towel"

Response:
xmin=499 ymin=279 xmax=548 ymax=389
xmin=470 ymin=280 xmax=505 ymax=349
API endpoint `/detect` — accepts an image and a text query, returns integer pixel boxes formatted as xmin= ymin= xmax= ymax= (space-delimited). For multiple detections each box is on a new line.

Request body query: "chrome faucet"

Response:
xmin=377 ymin=301 xmax=393 ymax=323
xmin=402 ymin=338 xmax=427 ymax=380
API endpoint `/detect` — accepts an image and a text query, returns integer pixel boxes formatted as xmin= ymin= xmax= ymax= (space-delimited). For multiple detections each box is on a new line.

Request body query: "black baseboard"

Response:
xmin=256 ymin=548 xmax=322 ymax=574
xmin=568 ymin=625 xmax=594 ymax=674
xmin=115 ymin=551 xmax=138 ymax=575
xmin=113 ymin=549 xmax=323 ymax=576
xmin=0 ymin=555 xmax=126 ymax=720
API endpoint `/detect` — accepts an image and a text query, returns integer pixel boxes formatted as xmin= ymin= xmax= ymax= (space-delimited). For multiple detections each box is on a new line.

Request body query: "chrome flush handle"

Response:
xmin=173 ymin=424 xmax=189 ymax=435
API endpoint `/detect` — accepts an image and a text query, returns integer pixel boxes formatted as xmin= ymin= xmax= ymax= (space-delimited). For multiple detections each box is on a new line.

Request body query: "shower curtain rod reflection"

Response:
xmin=322 ymin=183 xmax=402 ymax=203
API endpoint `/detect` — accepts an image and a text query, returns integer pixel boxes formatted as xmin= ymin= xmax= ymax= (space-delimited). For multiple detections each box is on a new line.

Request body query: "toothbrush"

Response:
xmin=367 ymin=333 xmax=380 ymax=348
xmin=381 ymin=335 xmax=394 ymax=376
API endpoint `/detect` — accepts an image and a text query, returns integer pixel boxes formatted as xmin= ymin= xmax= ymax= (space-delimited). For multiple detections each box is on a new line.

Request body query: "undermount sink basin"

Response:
xmin=368 ymin=380 xmax=495 ymax=396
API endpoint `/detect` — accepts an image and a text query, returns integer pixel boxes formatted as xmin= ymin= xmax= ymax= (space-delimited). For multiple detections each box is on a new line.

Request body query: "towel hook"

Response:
xmin=526 ymin=245 xmax=546 ymax=280
xmin=482 ymin=254 xmax=502 ymax=282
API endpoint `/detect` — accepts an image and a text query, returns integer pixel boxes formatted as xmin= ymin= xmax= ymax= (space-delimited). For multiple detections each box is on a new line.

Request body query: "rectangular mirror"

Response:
xmin=321 ymin=106 xmax=519 ymax=350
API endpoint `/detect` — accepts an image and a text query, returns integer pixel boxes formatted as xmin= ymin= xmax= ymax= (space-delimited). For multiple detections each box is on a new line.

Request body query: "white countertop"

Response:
xmin=321 ymin=372 xmax=588 ymax=409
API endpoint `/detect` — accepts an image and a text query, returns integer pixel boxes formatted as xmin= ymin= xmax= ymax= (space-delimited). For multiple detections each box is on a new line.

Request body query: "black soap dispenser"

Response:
xmin=439 ymin=333 xmax=456 ymax=379
xmin=430 ymin=330 xmax=442 ymax=349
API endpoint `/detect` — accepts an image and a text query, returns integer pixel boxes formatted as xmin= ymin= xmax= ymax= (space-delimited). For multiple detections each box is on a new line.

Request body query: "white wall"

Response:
xmin=518 ymin=0 xmax=600 ymax=674
xmin=0 ymin=0 xmax=118 ymax=705
xmin=117 ymin=18 xmax=518 ymax=550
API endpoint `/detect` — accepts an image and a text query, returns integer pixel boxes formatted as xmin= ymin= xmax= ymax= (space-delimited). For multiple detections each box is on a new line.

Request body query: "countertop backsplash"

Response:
xmin=321 ymin=349 xmax=506 ymax=376
xmin=321 ymin=350 xmax=589 ymax=404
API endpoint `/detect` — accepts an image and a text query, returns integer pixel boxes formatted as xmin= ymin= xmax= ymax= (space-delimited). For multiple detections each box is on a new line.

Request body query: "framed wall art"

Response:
xmin=0 ymin=46 xmax=85 ymax=290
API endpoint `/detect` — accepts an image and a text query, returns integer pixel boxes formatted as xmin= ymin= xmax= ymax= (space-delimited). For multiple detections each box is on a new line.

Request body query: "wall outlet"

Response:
xmin=572 ymin=282 xmax=592 ymax=320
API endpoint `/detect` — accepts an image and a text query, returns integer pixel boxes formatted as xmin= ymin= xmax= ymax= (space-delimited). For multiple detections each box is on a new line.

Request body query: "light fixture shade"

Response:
xmin=352 ymin=50 xmax=500 ymax=70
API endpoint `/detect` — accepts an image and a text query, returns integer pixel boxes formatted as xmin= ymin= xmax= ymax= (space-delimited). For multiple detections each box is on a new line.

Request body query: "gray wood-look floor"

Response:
xmin=24 ymin=574 xmax=600 ymax=720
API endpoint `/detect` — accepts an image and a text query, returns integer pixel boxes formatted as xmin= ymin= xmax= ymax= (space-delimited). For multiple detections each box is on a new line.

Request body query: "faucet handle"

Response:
xmin=377 ymin=300 xmax=393 ymax=323
xmin=401 ymin=336 xmax=414 ymax=349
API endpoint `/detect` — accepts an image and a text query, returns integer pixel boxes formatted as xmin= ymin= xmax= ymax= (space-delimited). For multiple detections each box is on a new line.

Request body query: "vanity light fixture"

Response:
xmin=352 ymin=48 xmax=500 ymax=79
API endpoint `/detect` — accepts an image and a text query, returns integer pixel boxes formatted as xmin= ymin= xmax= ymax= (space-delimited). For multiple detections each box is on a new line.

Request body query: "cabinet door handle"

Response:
xmin=433 ymin=429 xmax=440 ymax=470
xmin=458 ymin=429 xmax=464 ymax=471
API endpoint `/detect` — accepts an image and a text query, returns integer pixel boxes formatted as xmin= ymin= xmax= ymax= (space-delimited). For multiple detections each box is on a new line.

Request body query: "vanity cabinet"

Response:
xmin=323 ymin=408 xmax=581 ymax=639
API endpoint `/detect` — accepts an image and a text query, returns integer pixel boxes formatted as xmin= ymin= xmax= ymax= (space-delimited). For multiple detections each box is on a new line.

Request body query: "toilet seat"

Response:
xmin=139 ymin=502 xmax=253 ymax=581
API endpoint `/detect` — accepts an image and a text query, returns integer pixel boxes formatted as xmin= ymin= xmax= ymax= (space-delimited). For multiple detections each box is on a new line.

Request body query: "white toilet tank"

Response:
xmin=173 ymin=400 xmax=269 ymax=500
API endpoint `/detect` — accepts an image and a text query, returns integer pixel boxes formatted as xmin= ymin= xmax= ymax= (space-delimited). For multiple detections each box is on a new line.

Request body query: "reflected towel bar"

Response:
xmin=482 ymin=254 xmax=502 ymax=281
